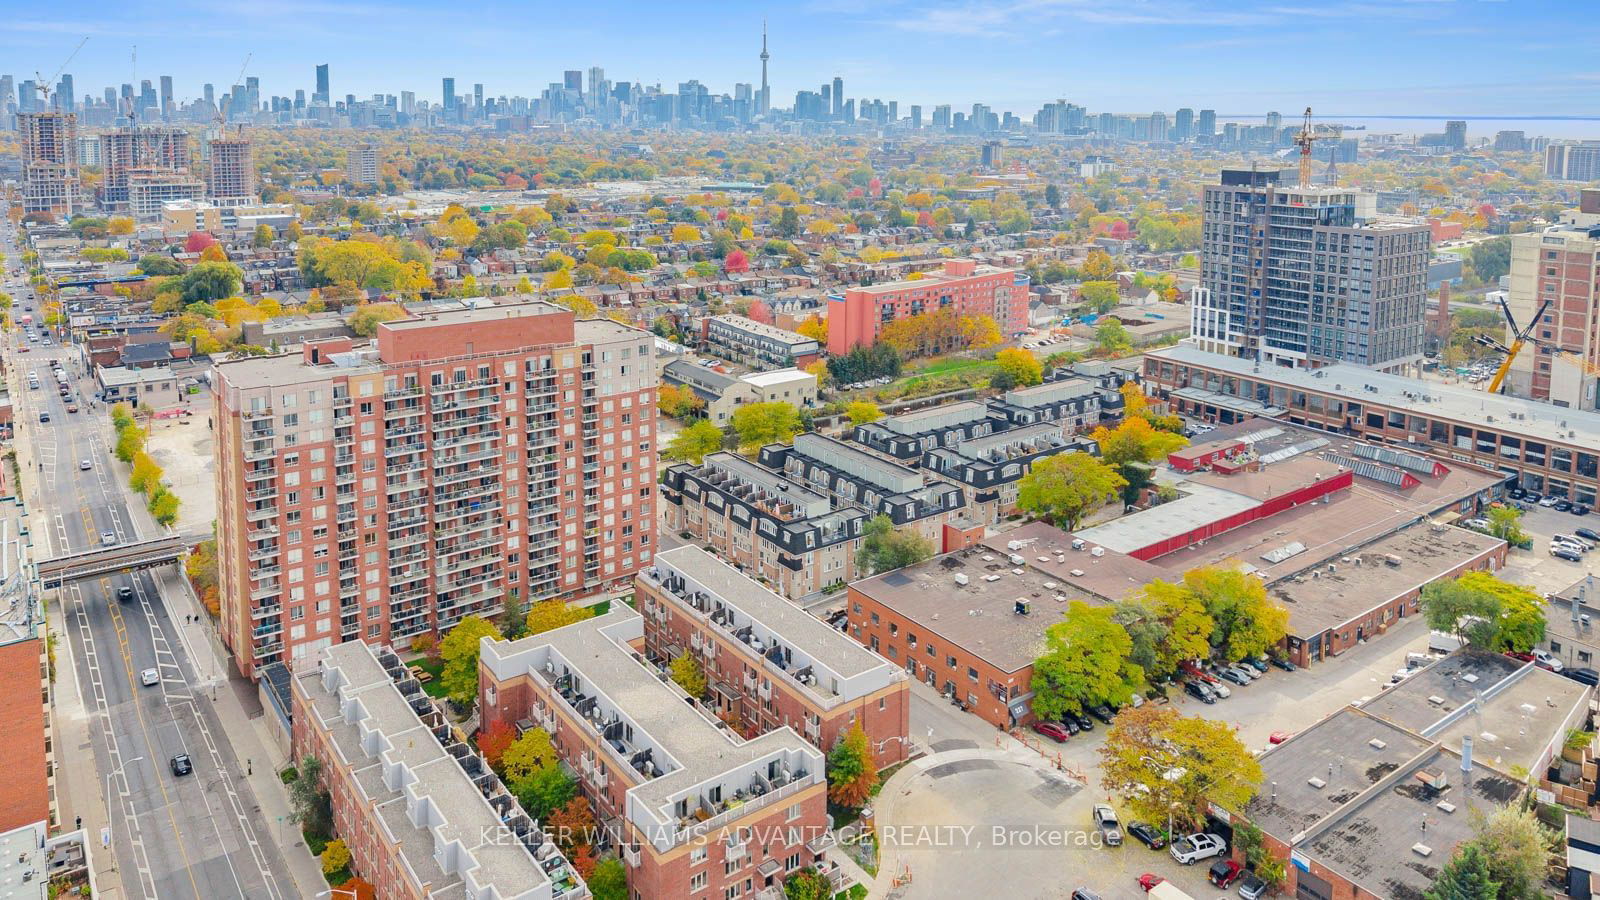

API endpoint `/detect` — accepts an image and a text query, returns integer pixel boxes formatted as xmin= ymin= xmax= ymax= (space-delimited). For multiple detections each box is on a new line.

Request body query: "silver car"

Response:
xmin=1092 ymin=804 xmax=1122 ymax=846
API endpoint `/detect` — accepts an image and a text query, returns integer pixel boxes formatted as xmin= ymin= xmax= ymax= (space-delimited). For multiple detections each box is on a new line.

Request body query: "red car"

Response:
xmin=1505 ymin=651 xmax=1534 ymax=663
xmin=1269 ymin=731 xmax=1292 ymax=745
xmin=1032 ymin=721 xmax=1072 ymax=743
xmin=1137 ymin=874 xmax=1165 ymax=892
xmin=1179 ymin=660 xmax=1221 ymax=685
xmin=1208 ymin=859 xmax=1243 ymax=889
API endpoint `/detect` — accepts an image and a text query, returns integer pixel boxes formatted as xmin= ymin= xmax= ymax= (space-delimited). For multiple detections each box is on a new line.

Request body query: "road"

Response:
xmin=3 ymin=227 xmax=291 ymax=900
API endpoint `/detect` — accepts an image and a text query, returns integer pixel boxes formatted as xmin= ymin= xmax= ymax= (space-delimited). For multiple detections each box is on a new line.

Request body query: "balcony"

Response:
xmin=436 ymin=514 xmax=500 ymax=540
xmin=430 ymin=376 xmax=496 ymax=395
xmin=243 ymin=446 xmax=274 ymax=462
xmin=336 ymin=508 xmax=358 ymax=525
xmin=245 ymin=505 xmax=278 ymax=523
xmin=251 ymin=603 xmax=281 ymax=619
xmin=434 ymin=464 xmax=501 ymax=486
xmin=434 ymin=448 xmax=500 ymax=469
xmin=436 ymin=499 xmax=502 ymax=522
xmin=389 ymin=512 xmax=428 ymax=530
xmin=247 ymin=524 xmax=278 ymax=542
xmin=249 ymin=585 xmax=281 ymax=602
xmin=431 ymin=413 xmax=497 ymax=432
xmin=383 ymin=441 xmax=425 ymax=459
xmin=246 ymin=486 xmax=278 ymax=502
xmin=436 ymin=392 xmax=497 ymax=413
xmin=383 ymin=385 xmax=423 ymax=400
xmin=241 ymin=407 xmax=273 ymax=421
xmin=244 ymin=467 xmax=276 ymax=483
xmin=250 ymin=564 xmax=282 ymax=580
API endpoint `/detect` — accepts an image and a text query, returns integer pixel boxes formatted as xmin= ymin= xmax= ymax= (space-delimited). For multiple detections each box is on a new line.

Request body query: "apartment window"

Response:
xmin=690 ymin=872 xmax=707 ymax=892
xmin=691 ymin=847 xmax=707 ymax=866
xmin=968 ymin=666 xmax=979 ymax=682
xmin=786 ymin=803 xmax=802 ymax=821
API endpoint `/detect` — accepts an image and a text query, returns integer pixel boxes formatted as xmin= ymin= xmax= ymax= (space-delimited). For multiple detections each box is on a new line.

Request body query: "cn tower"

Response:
xmin=759 ymin=20 xmax=770 ymax=114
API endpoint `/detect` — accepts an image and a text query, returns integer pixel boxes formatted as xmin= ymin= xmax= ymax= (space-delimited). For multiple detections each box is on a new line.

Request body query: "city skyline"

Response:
xmin=2 ymin=0 xmax=1597 ymax=119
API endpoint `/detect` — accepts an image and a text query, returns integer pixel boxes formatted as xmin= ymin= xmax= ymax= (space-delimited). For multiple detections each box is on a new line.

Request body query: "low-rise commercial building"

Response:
xmin=701 ymin=315 xmax=819 ymax=370
xmin=1144 ymin=342 xmax=1600 ymax=507
xmin=480 ymin=611 xmax=839 ymax=900
xmin=293 ymin=640 xmax=587 ymax=900
xmin=638 ymin=546 xmax=911 ymax=765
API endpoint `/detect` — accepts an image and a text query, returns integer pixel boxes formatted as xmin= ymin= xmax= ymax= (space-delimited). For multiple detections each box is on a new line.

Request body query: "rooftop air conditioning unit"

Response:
xmin=954 ymin=573 xmax=969 ymax=586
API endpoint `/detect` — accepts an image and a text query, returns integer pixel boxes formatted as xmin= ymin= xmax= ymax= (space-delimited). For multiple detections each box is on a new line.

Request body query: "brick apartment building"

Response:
xmin=293 ymin=640 xmax=587 ymax=900
xmin=825 ymin=259 xmax=1030 ymax=355
xmin=480 ymin=612 xmax=840 ymax=900
xmin=638 ymin=546 xmax=911 ymax=766
xmin=1505 ymin=189 xmax=1600 ymax=410
xmin=661 ymin=433 xmax=965 ymax=600
xmin=700 ymin=315 xmax=820 ymax=370
xmin=214 ymin=301 xmax=657 ymax=678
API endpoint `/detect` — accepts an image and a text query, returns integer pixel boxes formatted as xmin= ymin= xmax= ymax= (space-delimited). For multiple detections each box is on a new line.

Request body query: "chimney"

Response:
xmin=1460 ymin=736 xmax=1473 ymax=775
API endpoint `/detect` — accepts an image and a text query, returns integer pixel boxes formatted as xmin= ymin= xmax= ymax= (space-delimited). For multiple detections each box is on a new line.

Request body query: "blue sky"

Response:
xmin=2 ymin=0 xmax=1595 ymax=118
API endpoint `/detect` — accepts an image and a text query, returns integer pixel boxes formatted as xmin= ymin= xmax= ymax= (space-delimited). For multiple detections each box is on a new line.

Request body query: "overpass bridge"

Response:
xmin=36 ymin=531 xmax=208 ymax=589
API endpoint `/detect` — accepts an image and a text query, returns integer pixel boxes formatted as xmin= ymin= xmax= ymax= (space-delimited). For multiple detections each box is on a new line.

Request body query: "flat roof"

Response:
xmin=708 ymin=315 xmax=814 ymax=346
xmin=982 ymin=522 xmax=1170 ymax=603
xmin=792 ymin=433 xmax=924 ymax=494
xmin=379 ymin=299 xmax=562 ymax=332
xmin=1001 ymin=378 xmax=1095 ymax=408
xmin=0 ymin=821 xmax=49 ymax=900
xmin=1151 ymin=342 xmax=1600 ymax=450
xmin=1265 ymin=525 xmax=1506 ymax=638
xmin=850 ymin=546 xmax=1101 ymax=673
xmin=953 ymin=422 xmax=1072 ymax=460
xmin=483 ymin=612 xmax=817 ymax=815
xmin=881 ymin=401 xmax=990 ymax=435
xmin=1075 ymin=482 xmax=1260 ymax=554
xmin=651 ymin=546 xmax=896 ymax=687
xmin=741 ymin=368 xmax=815 ymax=389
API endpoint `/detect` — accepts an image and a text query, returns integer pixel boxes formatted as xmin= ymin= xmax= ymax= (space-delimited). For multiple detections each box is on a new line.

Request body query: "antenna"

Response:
xmin=34 ymin=36 xmax=89 ymax=109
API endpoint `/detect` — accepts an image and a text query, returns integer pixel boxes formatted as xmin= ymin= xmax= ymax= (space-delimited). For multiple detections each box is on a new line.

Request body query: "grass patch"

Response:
xmin=836 ymin=885 xmax=869 ymax=900
xmin=325 ymin=866 xmax=352 ymax=887
xmin=912 ymin=356 xmax=995 ymax=378
xmin=589 ymin=599 xmax=611 ymax=616
xmin=412 ymin=656 xmax=449 ymax=699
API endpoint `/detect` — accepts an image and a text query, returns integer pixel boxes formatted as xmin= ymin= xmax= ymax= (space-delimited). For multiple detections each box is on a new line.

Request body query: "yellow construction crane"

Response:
xmin=1473 ymin=295 xmax=1553 ymax=394
xmin=1292 ymin=107 xmax=1342 ymax=187
xmin=215 ymin=53 xmax=253 ymax=129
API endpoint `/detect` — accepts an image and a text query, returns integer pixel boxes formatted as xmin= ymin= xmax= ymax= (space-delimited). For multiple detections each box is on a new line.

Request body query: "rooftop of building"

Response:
xmin=0 ymin=821 xmax=50 ymax=900
xmin=1544 ymin=575 xmax=1600 ymax=649
xmin=648 ymin=546 xmax=900 ymax=696
xmin=939 ymin=422 xmax=1077 ymax=463
xmin=850 ymin=541 xmax=1104 ymax=673
xmin=1150 ymin=342 xmax=1600 ymax=449
xmin=1075 ymin=482 xmax=1260 ymax=555
xmin=875 ymin=400 xmax=991 ymax=435
xmin=845 ymin=260 xmax=1017 ymax=294
xmin=980 ymin=522 xmax=1170 ymax=603
xmin=381 ymin=299 xmax=567 ymax=332
xmin=695 ymin=452 xmax=831 ymax=520
xmin=481 ymin=611 xmax=822 ymax=833
xmin=996 ymin=377 xmax=1097 ymax=409
xmin=707 ymin=315 xmax=815 ymax=344
xmin=740 ymin=368 xmax=816 ymax=389
xmin=791 ymin=433 xmax=925 ymax=495
xmin=663 ymin=358 xmax=740 ymax=393
xmin=295 ymin=640 xmax=573 ymax=899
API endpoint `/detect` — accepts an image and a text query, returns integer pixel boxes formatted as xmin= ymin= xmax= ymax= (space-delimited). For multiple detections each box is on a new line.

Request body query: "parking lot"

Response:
xmin=881 ymin=618 xmax=1442 ymax=899
xmin=1497 ymin=502 xmax=1598 ymax=597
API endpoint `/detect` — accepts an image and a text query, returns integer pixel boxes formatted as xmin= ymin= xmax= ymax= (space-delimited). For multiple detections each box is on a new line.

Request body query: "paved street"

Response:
xmin=4 ymin=230 xmax=292 ymax=899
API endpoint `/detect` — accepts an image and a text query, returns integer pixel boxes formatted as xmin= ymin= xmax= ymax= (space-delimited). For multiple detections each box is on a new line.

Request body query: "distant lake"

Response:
xmin=1219 ymin=115 xmax=1600 ymax=142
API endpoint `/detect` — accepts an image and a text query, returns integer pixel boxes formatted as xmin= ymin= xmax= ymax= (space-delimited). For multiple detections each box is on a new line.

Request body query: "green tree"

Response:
xmin=253 ymin=224 xmax=275 ymax=248
xmin=524 ymin=599 xmax=594 ymax=636
xmin=1079 ymin=281 xmax=1120 ymax=314
xmin=1097 ymin=706 xmax=1262 ymax=832
xmin=437 ymin=615 xmax=503 ymax=707
xmin=288 ymin=754 xmax=334 ymax=839
xmin=1016 ymin=452 xmax=1127 ymax=529
xmin=1485 ymin=505 xmax=1528 ymax=545
xmin=669 ymin=653 xmax=707 ymax=698
xmin=783 ymin=867 xmax=833 ymax=900
xmin=115 ymin=425 xmax=146 ymax=463
xmin=1095 ymin=319 xmax=1133 ymax=354
xmin=1032 ymin=601 xmax=1144 ymax=719
xmin=148 ymin=488 xmax=180 ymax=526
xmin=856 ymin=513 xmax=933 ymax=575
xmin=320 ymin=838 xmax=350 ymax=876
xmin=1091 ymin=417 xmax=1188 ymax=469
xmin=994 ymin=347 xmax=1043 ymax=387
xmin=1127 ymin=580 xmax=1215 ymax=680
xmin=729 ymin=402 xmax=803 ymax=451
xmin=501 ymin=728 xmax=560 ymax=785
xmin=826 ymin=723 xmax=878 ymax=809
xmin=1044 ymin=183 xmax=1061 ymax=210
xmin=177 ymin=261 xmax=243 ymax=305
xmin=1469 ymin=237 xmax=1512 ymax=283
xmin=777 ymin=206 xmax=800 ymax=238
xmin=1467 ymin=805 xmax=1555 ymax=900
xmin=512 ymin=765 xmax=576 ymax=819
xmin=845 ymin=401 xmax=883 ymax=426
xmin=588 ymin=858 xmax=628 ymax=900
xmin=1183 ymin=566 xmax=1289 ymax=661
xmin=1426 ymin=843 xmax=1501 ymax=900
xmin=662 ymin=419 xmax=725 ymax=465
xmin=1422 ymin=577 xmax=1505 ymax=649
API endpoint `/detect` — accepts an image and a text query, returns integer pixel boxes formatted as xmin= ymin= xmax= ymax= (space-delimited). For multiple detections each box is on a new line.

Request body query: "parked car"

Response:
xmin=1552 ymin=547 xmax=1583 ymax=562
xmin=141 ymin=668 xmax=159 ymax=687
xmin=1069 ymin=890 xmax=1102 ymax=900
xmin=1269 ymin=730 xmax=1293 ymax=745
xmin=1576 ymin=527 xmax=1600 ymax=543
xmin=1217 ymin=667 xmax=1251 ymax=686
xmin=1170 ymin=833 xmax=1227 ymax=865
xmin=1209 ymin=859 xmax=1244 ymax=888
xmin=1069 ymin=711 xmax=1095 ymax=732
xmin=1127 ymin=822 xmax=1167 ymax=850
xmin=1058 ymin=716 xmax=1080 ymax=736
xmin=1564 ymin=668 xmax=1600 ymax=687
xmin=1541 ymin=495 xmax=1562 ymax=507
xmin=1089 ymin=704 xmax=1116 ymax=724
xmin=1137 ymin=873 xmax=1165 ymax=892
xmin=1270 ymin=655 xmax=1297 ymax=672
xmin=1242 ymin=656 xmax=1270 ymax=674
xmin=1238 ymin=871 xmax=1269 ymax=900
xmin=1555 ymin=533 xmax=1595 ymax=552
xmin=1533 ymin=649 xmax=1566 ymax=673
xmin=169 ymin=754 xmax=193 ymax=777
xmin=1032 ymin=721 xmax=1072 ymax=743
xmin=1556 ymin=500 xmax=1575 ymax=513
xmin=1576 ymin=505 xmax=1593 ymax=517
xmin=1092 ymin=804 xmax=1122 ymax=846
xmin=1184 ymin=680 xmax=1217 ymax=704
xmin=1204 ymin=678 xmax=1231 ymax=698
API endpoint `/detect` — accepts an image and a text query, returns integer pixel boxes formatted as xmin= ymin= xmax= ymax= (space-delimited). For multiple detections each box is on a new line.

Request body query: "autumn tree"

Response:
xmin=729 ymin=402 xmax=802 ymax=452
xmin=1080 ymin=249 xmax=1119 ymax=282
xmin=477 ymin=719 xmax=516 ymax=773
xmin=845 ymin=401 xmax=883 ymax=426
xmin=1032 ymin=602 xmax=1144 ymax=719
xmin=524 ymin=600 xmax=594 ymax=636
xmin=784 ymin=868 xmax=833 ymax=900
xmin=994 ymin=347 xmax=1043 ymax=388
xmin=546 ymin=795 xmax=598 ymax=855
xmin=1122 ymin=579 xmax=1216 ymax=680
xmin=1426 ymin=843 xmax=1501 ymax=900
xmin=1183 ymin=566 xmax=1289 ymax=662
xmin=1421 ymin=571 xmax=1546 ymax=653
xmin=320 ymin=839 xmax=351 ymax=876
xmin=437 ymin=615 xmax=503 ymax=707
xmin=1097 ymin=706 xmax=1262 ymax=832
xmin=1092 ymin=417 xmax=1188 ymax=469
xmin=796 ymin=317 xmax=827 ymax=343
xmin=347 ymin=302 xmax=408 ymax=337
xmin=1463 ymin=805 xmax=1555 ymax=900
xmin=501 ymin=728 xmax=560 ymax=785
xmin=663 ymin=419 xmax=724 ymax=465
xmin=1016 ymin=452 xmax=1127 ymax=529
xmin=826 ymin=724 xmax=878 ymax=809
xmin=669 ymin=653 xmax=707 ymax=699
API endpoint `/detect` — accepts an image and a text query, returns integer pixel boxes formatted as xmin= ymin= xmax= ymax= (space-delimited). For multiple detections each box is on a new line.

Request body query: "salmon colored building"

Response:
xmin=214 ymin=301 xmax=657 ymax=678
xmin=293 ymin=640 xmax=587 ymax=900
xmin=637 ymin=546 xmax=911 ymax=767
xmin=480 ymin=612 xmax=842 ymax=900
xmin=825 ymin=259 xmax=1030 ymax=355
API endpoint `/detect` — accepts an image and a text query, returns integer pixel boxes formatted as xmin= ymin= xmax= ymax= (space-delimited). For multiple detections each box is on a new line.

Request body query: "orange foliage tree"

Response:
xmin=477 ymin=720 xmax=516 ymax=773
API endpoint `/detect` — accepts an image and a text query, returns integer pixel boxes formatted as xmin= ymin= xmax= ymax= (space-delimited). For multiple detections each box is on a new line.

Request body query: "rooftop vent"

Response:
xmin=1369 ymin=739 xmax=1387 ymax=750
xmin=1307 ymin=777 xmax=1326 ymax=789
xmin=1412 ymin=844 xmax=1433 ymax=858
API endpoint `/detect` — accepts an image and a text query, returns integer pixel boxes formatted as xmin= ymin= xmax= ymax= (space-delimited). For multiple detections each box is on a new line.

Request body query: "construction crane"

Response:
xmin=215 ymin=53 xmax=253 ymax=129
xmin=1292 ymin=107 xmax=1342 ymax=188
xmin=34 ymin=36 xmax=89 ymax=109
xmin=1472 ymin=294 xmax=1553 ymax=394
